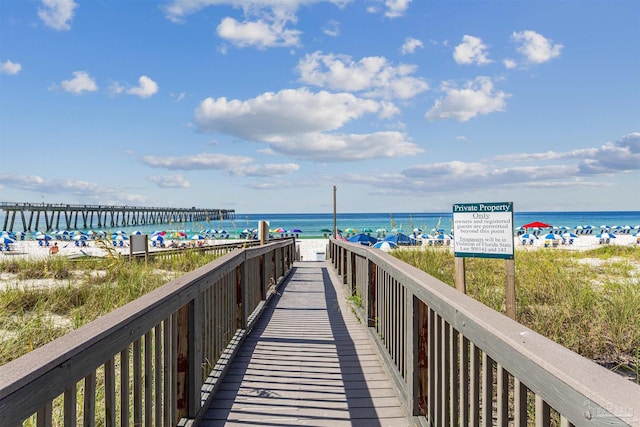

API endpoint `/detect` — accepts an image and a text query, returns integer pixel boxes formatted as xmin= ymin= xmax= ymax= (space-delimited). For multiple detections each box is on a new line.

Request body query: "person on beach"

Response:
xmin=49 ymin=242 xmax=59 ymax=255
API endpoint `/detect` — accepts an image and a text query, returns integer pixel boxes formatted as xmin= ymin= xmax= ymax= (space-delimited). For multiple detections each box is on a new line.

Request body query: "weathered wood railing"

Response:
xmin=328 ymin=239 xmax=640 ymax=427
xmin=0 ymin=239 xmax=295 ymax=426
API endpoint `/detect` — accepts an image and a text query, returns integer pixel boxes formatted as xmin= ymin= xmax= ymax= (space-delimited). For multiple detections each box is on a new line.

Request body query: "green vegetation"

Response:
xmin=0 ymin=252 xmax=222 ymax=366
xmin=392 ymin=246 xmax=640 ymax=379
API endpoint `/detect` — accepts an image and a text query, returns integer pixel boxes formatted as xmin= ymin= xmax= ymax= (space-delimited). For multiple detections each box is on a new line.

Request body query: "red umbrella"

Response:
xmin=522 ymin=221 xmax=552 ymax=229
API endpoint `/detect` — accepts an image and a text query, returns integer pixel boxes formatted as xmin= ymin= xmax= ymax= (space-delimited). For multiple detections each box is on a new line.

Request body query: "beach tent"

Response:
xmin=522 ymin=221 xmax=552 ymax=229
xmin=384 ymin=233 xmax=413 ymax=245
xmin=348 ymin=233 xmax=377 ymax=246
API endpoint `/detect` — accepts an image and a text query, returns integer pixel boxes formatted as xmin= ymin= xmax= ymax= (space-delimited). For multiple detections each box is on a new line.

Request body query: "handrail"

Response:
xmin=328 ymin=239 xmax=640 ymax=427
xmin=0 ymin=239 xmax=295 ymax=426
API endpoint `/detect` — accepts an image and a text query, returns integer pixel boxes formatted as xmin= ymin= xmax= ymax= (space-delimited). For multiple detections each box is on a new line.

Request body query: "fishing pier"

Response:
xmin=1 ymin=202 xmax=235 ymax=232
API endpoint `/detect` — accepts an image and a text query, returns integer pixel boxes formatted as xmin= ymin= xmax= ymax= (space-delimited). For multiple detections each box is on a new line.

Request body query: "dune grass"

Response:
xmin=0 ymin=252 xmax=222 ymax=366
xmin=392 ymin=246 xmax=640 ymax=378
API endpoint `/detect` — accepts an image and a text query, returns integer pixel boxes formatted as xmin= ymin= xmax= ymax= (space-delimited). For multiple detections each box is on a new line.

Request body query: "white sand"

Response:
xmin=1 ymin=235 xmax=637 ymax=263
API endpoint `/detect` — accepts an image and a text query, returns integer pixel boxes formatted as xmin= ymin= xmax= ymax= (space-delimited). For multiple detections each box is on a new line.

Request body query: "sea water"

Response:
xmin=2 ymin=210 xmax=639 ymax=239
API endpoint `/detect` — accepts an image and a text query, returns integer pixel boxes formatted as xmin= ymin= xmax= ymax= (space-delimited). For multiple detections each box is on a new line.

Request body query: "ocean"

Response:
xmin=2 ymin=210 xmax=640 ymax=239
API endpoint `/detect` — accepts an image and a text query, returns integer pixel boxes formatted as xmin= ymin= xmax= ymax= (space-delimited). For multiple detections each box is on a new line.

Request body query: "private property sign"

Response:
xmin=452 ymin=202 xmax=514 ymax=259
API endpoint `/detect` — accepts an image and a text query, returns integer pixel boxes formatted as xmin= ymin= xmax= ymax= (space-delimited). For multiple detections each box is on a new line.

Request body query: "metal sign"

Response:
xmin=453 ymin=202 xmax=514 ymax=259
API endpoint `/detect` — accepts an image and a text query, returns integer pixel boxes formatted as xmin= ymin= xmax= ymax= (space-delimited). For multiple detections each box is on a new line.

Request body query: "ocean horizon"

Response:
xmin=2 ymin=209 xmax=639 ymax=239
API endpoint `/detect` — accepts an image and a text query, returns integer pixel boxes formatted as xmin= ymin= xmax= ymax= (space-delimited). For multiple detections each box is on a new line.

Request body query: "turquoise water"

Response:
xmin=2 ymin=211 xmax=640 ymax=239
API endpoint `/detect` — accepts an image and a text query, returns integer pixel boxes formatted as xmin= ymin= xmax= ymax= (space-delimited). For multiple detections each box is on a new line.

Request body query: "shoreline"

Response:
xmin=1 ymin=234 xmax=637 ymax=263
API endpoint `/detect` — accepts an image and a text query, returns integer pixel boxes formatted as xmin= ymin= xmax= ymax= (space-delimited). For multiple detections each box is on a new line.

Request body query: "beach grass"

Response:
xmin=392 ymin=246 xmax=640 ymax=378
xmin=0 ymin=252 xmax=222 ymax=366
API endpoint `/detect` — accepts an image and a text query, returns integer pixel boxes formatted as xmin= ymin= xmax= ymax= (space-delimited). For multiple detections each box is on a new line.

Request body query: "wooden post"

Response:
xmin=333 ymin=185 xmax=337 ymax=238
xmin=505 ymin=259 xmax=516 ymax=319
xmin=454 ymin=257 xmax=466 ymax=294
xmin=176 ymin=304 xmax=190 ymax=420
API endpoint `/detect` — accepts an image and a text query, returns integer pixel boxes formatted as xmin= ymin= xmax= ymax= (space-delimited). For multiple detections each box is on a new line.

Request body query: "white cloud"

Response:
xmin=261 ymin=131 xmax=423 ymax=162
xmin=0 ymin=173 xmax=144 ymax=202
xmin=503 ymin=58 xmax=517 ymax=69
xmin=127 ymin=75 xmax=159 ymax=98
xmin=229 ymin=162 xmax=300 ymax=177
xmin=195 ymin=88 xmax=382 ymax=140
xmin=425 ymin=76 xmax=510 ymax=122
xmin=57 ymin=71 xmax=98 ymax=94
xmin=217 ymin=16 xmax=301 ymax=48
xmin=296 ymin=51 xmax=428 ymax=99
xmin=385 ymin=0 xmax=412 ymax=18
xmin=337 ymin=133 xmax=638 ymax=196
xmin=142 ymin=153 xmax=253 ymax=170
xmin=38 ymin=0 xmax=78 ymax=31
xmin=401 ymin=37 xmax=423 ymax=55
xmin=456 ymin=136 xmax=469 ymax=142
xmin=453 ymin=35 xmax=492 ymax=65
xmin=193 ymin=88 xmax=421 ymax=161
xmin=142 ymin=152 xmax=300 ymax=177
xmin=494 ymin=133 xmax=640 ymax=175
xmin=323 ymin=20 xmax=340 ymax=37
xmin=1 ymin=60 xmax=22 ymax=75
xmin=147 ymin=174 xmax=191 ymax=188
xmin=512 ymin=30 xmax=563 ymax=64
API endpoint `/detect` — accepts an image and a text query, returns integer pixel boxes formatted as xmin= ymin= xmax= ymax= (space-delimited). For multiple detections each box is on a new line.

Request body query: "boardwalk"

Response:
xmin=201 ymin=261 xmax=410 ymax=426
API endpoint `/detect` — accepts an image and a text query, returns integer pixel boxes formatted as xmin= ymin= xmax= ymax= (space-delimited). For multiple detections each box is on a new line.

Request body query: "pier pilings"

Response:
xmin=1 ymin=202 xmax=235 ymax=232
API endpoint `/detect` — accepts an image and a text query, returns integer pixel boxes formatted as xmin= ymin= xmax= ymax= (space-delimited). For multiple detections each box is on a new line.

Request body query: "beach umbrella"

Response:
xmin=348 ymin=233 xmax=377 ymax=245
xmin=373 ymin=241 xmax=397 ymax=252
xmin=72 ymin=234 xmax=88 ymax=241
xmin=562 ymin=233 xmax=579 ymax=239
xmin=543 ymin=233 xmax=562 ymax=240
xmin=113 ymin=235 xmax=128 ymax=241
xmin=520 ymin=233 xmax=538 ymax=240
xmin=435 ymin=233 xmax=453 ymax=240
xmin=362 ymin=227 xmax=373 ymax=233
xmin=419 ymin=233 xmax=434 ymax=240
xmin=320 ymin=228 xmax=332 ymax=233
xmin=114 ymin=230 xmax=127 ymax=235
xmin=274 ymin=227 xmax=286 ymax=233
xmin=151 ymin=235 xmax=164 ymax=242
xmin=412 ymin=228 xmax=423 ymax=233
xmin=191 ymin=234 xmax=205 ymax=240
xmin=344 ymin=227 xmax=357 ymax=234
xmin=36 ymin=234 xmax=53 ymax=240
xmin=522 ymin=221 xmax=552 ymax=229
xmin=131 ymin=230 xmax=143 ymax=235
xmin=291 ymin=228 xmax=303 ymax=233
xmin=0 ymin=237 xmax=15 ymax=244
xmin=596 ymin=232 xmax=616 ymax=239
xmin=375 ymin=228 xmax=387 ymax=233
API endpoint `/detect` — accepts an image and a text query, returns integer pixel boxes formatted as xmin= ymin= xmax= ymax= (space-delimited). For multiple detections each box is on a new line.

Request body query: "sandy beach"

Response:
xmin=1 ymin=233 xmax=637 ymax=263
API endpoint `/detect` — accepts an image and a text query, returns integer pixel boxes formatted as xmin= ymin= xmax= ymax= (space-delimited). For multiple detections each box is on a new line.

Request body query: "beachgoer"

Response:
xmin=49 ymin=242 xmax=59 ymax=255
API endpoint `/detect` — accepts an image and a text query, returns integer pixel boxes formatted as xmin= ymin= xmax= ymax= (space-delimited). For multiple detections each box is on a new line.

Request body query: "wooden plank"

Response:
xmin=144 ymin=331 xmax=152 ymax=426
xmin=36 ymin=402 xmax=52 ymax=427
xmin=460 ymin=335 xmax=470 ymax=427
xmin=133 ymin=338 xmax=142 ymax=427
xmin=482 ymin=352 xmax=493 ymax=427
xmin=64 ymin=384 xmax=76 ymax=427
xmin=470 ymin=343 xmax=480 ymax=427
xmin=449 ymin=326 xmax=459 ymax=427
xmin=83 ymin=371 xmax=96 ymax=427
xmin=535 ymin=394 xmax=550 ymax=427
xmin=120 ymin=347 xmax=130 ymax=427
xmin=154 ymin=324 xmax=162 ymax=427
xmin=514 ymin=378 xmax=528 ymax=427
xmin=104 ymin=357 xmax=116 ymax=427
xmin=497 ymin=364 xmax=509 ymax=427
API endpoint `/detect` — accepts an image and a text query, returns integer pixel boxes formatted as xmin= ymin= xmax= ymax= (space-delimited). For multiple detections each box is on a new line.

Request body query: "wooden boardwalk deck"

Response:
xmin=200 ymin=261 xmax=411 ymax=427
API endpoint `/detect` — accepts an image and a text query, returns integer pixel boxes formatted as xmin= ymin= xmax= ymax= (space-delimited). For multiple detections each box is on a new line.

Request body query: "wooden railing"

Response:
xmin=0 ymin=239 xmax=295 ymax=426
xmin=328 ymin=239 xmax=640 ymax=427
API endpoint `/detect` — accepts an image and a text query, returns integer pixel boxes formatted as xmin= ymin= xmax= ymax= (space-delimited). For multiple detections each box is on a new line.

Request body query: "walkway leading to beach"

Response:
xmin=200 ymin=261 xmax=410 ymax=426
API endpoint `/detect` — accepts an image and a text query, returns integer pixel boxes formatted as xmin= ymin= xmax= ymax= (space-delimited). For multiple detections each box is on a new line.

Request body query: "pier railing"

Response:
xmin=0 ymin=239 xmax=295 ymax=426
xmin=328 ymin=239 xmax=640 ymax=427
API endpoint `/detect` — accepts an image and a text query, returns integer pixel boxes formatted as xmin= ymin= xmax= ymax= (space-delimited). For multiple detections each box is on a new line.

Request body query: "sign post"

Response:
xmin=452 ymin=202 xmax=516 ymax=319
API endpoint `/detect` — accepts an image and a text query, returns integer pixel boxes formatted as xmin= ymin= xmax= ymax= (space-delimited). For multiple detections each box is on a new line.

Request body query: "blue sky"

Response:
xmin=1 ymin=0 xmax=638 ymax=214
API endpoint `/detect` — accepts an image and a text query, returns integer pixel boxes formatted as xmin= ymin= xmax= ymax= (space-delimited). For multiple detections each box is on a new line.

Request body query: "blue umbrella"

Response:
xmin=520 ymin=233 xmax=538 ymax=240
xmin=191 ymin=234 xmax=205 ymax=240
xmin=544 ymin=233 xmax=562 ymax=240
xmin=131 ymin=230 xmax=143 ymax=235
xmin=151 ymin=235 xmax=164 ymax=242
xmin=373 ymin=241 xmax=397 ymax=251
xmin=596 ymin=232 xmax=616 ymax=239
xmin=36 ymin=234 xmax=53 ymax=240
xmin=348 ymin=233 xmax=377 ymax=245
xmin=1 ymin=237 xmax=15 ymax=244
xmin=562 ymin=232 xmax=579 ymax=239
xmin=291 ymin=228 xmax=303 ymax=233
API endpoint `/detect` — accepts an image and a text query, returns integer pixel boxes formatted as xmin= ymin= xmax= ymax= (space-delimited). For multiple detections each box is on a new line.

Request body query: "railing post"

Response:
xmin=242 ymin=254 xmax=250 ymax=328
xmin=367 ymin=260 xmax=376 ymax=327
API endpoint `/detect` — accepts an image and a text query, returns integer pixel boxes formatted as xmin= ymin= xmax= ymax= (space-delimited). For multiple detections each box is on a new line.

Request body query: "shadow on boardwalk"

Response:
xmin=200 ymin=261 xmax=409 ymax=426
